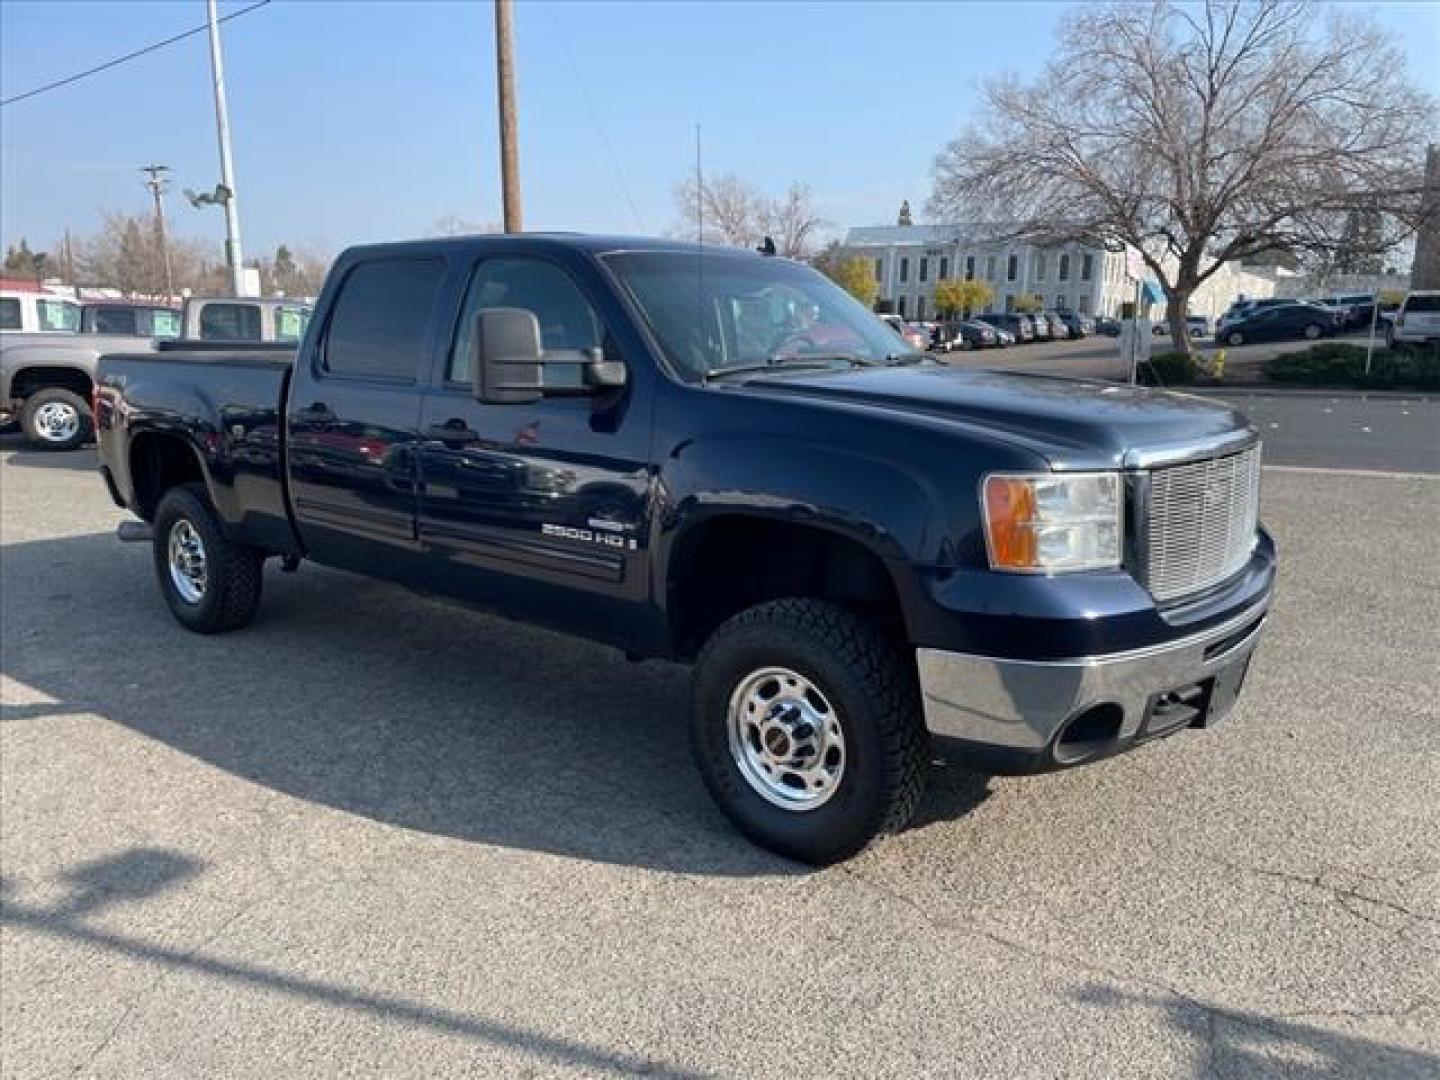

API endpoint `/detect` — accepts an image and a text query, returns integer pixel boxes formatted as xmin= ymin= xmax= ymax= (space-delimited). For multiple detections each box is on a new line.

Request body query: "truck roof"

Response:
xmin=335 ymin=233 xmax=751 ymax=262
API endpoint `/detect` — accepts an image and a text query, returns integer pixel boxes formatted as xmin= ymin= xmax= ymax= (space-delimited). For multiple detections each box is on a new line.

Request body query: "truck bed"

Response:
xmin=96 ymin=348 xmax=299 ymax=555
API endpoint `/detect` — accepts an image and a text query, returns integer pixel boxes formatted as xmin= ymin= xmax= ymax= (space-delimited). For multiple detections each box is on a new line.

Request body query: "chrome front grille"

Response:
xmin=1143 ymin=445 xmax=1261 ymax=601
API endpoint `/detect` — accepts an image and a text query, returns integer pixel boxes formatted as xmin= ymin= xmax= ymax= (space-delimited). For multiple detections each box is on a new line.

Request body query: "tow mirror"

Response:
xmin=474 ymin=308 xmax=543 ymax=404
xmin=582 ymin=352 xmax=627 ymax=390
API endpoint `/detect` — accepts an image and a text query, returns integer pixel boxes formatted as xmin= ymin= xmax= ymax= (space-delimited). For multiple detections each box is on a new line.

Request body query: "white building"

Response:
xmin=842 ymin=223 xmax=1132 ymax=320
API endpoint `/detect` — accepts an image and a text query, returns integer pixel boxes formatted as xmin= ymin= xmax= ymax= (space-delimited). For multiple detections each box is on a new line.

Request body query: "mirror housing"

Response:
xmin=473 ymin=308 xmax=543 ymax=404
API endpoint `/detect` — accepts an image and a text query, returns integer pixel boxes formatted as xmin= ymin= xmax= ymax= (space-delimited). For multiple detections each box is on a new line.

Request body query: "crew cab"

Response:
xmin=95 ymin=235 xmax=1276 ymax=864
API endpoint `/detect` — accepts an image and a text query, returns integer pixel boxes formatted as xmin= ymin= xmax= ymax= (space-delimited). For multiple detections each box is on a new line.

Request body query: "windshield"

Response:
xmin=604 ymin=251 xmax=912 ymax=380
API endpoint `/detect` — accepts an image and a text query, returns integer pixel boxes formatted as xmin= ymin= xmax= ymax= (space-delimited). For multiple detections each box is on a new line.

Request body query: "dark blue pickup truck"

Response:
xmin=95 ymin=234 xmax=1275 ymax=864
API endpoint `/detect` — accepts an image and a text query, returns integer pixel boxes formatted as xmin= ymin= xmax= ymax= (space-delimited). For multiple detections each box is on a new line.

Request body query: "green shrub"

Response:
xmin=1137 ymin=351 xmax=1198 ymax=386
xmin=1264 ymin=344 xmax=1440 ymax=389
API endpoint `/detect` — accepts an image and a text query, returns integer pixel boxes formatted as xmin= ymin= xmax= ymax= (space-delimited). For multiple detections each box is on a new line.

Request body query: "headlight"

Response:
xmin=982 ymin=472 xmax=1122 ymax=572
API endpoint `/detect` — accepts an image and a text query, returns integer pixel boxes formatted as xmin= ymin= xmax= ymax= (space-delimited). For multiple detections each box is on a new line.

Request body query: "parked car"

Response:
xmin=936 ymin=320 xmax=997 ymax=351
xmin=1216 ymin=302 xmax=1336 ymax=346
xmin=1219 ymin=297 xmax=1290 ymax=330
xmin=1093 ymin=316 xmax=1122 ymax=337
xmin=986 ymin=313 xmax=1034 ymax=342
xmin=81 ymin=302 xmax=181 ymax=338
xmin=94 ymin=232 xmax=1274 ymax=865
xmin=0 ymin=289 xmax=80 ymax=334
xmin=972 ymin=319 xmax=1014 ymax=346
xmin=2 ymin=295 xmax=309 ymax=450
xmin=1186 ymin=316 xmax=1210 ymax=338
xmin=1025 ymin=311 xmax=1054 ymax=340
xmin=1383 ymin=290 xmax=1440 ymax=348
xmin=879 ymin=313 xmax=928 ymax=352
xmin=1051 ymin=310 xmax=1094 ymax=339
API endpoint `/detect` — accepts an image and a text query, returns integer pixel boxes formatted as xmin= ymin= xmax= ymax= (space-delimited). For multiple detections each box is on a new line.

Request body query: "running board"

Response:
xmin=116 ymin=520 xmax=153 ymax=543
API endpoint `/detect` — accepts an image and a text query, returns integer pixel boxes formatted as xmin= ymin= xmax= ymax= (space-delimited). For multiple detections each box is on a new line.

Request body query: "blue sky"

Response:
xmin=3 ymin=1 xmax=1438 ymax=259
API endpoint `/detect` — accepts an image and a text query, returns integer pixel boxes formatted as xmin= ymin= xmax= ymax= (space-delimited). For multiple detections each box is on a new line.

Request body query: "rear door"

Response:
xmin=287 ymin=256 xmax=446 ymax=577
xmin=414 ymin=251 xmax=654 ymax=639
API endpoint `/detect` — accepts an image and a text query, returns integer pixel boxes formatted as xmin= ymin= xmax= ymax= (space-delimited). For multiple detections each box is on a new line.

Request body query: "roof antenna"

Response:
xmin=695 ymin=122 xmax=706 ymax=375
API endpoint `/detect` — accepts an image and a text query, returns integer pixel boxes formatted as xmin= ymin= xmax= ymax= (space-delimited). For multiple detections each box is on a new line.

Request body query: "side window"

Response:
xmin=324 ymin=259 xmax=443 ymax=380
xmin=200 ymin=303 xmax=262 ymax=340
xmin=274 ymin=305 xmax=310 ymax=343
xmin=151 ymin=310 xmax=181 ymax=339
xmin=94 ymin=307 xmax=138 ymax=335
xmin=449 ymin=257 xmax=601 ymax=385
xmin=37 ymin=299 xmax=79 ymax=331
xmin=0 ymin=298 xmax=21 ymax=330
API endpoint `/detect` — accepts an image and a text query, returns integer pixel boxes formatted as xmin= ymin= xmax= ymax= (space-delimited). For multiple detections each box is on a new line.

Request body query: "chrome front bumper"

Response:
xmin=916 ymin=599 xmax=1269 ymax=766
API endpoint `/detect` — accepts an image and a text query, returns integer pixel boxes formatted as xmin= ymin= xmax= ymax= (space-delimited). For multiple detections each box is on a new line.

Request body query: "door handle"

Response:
xmin=300 ymin=402 xmax=336 ymax=424
xmin=426 ymin=420 xmax=481 ymax=446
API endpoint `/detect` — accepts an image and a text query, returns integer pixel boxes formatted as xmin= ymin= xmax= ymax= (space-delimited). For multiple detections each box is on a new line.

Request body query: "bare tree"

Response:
xmin=672 ymin=173 xmax=764 ymax=248
xmin=928 ymin=1 xmax=1436 ymax=353
xmin=759 ymin=182 xmax=826 ymax=259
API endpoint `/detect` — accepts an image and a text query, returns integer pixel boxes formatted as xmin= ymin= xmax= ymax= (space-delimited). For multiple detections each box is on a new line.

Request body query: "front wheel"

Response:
xmin=691 ymin=599 xmax=927 ymax=864
xmin=1227 ymin=331 xmax=1244 ymax=347
xmin=19 ymin=388 xmax=91 ymax=451
xmin=153 ymin=484 xmax=264 ymax=633
xmin=1303 ymin=323 xmax=1322 ymax=340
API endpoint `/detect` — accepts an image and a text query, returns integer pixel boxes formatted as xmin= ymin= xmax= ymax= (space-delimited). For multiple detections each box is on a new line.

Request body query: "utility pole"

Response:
xmin=141 ymin=164 xmax=175 ymax=298
xmin=206 ymin=0 xmax=245 ymax=294
xmin=494 ymin=0 xmax=522 ymax=232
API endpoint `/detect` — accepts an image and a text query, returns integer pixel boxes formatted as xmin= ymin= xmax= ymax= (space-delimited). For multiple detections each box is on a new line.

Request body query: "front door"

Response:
xmin=414 ymin=254 xmax=655 ymax=643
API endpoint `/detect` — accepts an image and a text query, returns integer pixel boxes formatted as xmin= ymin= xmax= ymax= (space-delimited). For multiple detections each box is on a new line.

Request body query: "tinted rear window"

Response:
xmin=200 ymin=303 xmax=262 ymax=340
xmin=323 ymin=259 xmax=442 ymax=380
xmin=93 ymin=307 xmax=139 ymax=335
xmin=0 ymin=298 xmax=20 ymax=330
xmin=1406 ymin=294 xmax=1440 ymax=312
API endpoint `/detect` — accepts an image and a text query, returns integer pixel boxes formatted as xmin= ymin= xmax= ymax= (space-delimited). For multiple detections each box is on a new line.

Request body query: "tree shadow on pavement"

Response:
xmin=0 ymin=849 xmax=705 ymax=1078
xmin=1072 ymin=982 xmax=1438 ymax=1079
xmin=1 ymin=532 xmax=988 ymax=876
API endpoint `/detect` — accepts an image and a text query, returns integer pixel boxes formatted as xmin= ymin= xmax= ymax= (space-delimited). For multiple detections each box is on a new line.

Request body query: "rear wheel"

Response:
xmin=1303 ymin=323 xmax=1322 ymax=340
xmin=19 ymin=388 xmax=90 ymax=451
xmin=152 ymin=484 xmax=264 ymax=633
xmin=691 ymin=599 xmax=927 ymax=864
xmin=1226 ymin=331 xmax=1244 ymax=347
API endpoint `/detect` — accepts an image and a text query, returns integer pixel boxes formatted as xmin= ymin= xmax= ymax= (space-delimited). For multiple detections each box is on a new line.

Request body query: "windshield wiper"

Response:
xmin=704 ymin=353 xmax=879 ymax=382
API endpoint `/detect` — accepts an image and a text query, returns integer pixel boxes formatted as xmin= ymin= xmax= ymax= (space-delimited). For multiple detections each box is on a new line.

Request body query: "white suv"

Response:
xmin=1384 ymin=291 xmax=1440 ymax=348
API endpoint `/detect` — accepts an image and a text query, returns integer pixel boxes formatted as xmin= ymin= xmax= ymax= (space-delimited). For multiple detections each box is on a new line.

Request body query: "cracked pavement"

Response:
xmin=2 ymin=435 xmax=1438 ymax=1077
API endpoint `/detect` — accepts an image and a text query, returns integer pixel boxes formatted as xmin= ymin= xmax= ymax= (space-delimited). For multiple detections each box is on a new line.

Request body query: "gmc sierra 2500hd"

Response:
xmin=95 ymin=235 xmax=1275 ymax=864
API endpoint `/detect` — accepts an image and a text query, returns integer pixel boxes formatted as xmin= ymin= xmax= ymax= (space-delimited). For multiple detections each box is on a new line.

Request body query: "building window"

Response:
xmin=1006 ymin=254 xmax=1018 ymax=282
xmin=1004 ymin=294 xmax=1015 ymax=313
xmin=1056 ymin=294 xmax=1066 ymax=309
xmin=1035 ymin=254 xmax=1046 ymax=282
xmin=938 ymin=257 xmax=949 ymax=280
xmin=916 ymin=296 xmax=927 ymax=320
xmin=1079 ymin=294 xmax=1091 ymax=314
xmin=985 ymin=255 xmax=996 ymax=279
xmin=899 ymin=258 xmax=909 ymax=283
xmin=965 ymin=256 xmax=975 ymax=280
xmin=1081 ymin=254 xmax=1093 ymax=281
xmin=1034 ymin=294 xmax=1044 ymax=307
xmin=897 ymin=295 xmax=906 ymax=316
xmin=874 ymin=258 xmax=883 ymax=282
xmin=919 ymin=257 xmax=929 ymax=283
xmin=1059 ymin=254 xmax=1070 ymax=281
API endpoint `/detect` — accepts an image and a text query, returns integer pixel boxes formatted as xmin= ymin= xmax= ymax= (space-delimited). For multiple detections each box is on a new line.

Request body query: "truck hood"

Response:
xmin=730 ymin=365 xmax=1255 ymax=470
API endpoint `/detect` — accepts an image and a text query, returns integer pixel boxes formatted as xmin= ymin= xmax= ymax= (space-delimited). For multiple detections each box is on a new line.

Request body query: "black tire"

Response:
xmin=19 ymin=388 xmax=91 ymax=451
xmin=1226 ymin=331 xmax=1244 ymax=347
xmin=152 ymin=483 xmax=264 ymax=634
xmin=1303 ymin=323 xmax=1322 ymax=340
xmin=691 ymin=599 xmax=927 ymax=865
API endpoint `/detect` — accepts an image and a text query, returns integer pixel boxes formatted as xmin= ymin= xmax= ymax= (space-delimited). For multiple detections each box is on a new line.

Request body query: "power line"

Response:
xmin=541 ymin=1 xmax=646 ymax=233
xmin=1 ymin=0 xmax=271 ymax=109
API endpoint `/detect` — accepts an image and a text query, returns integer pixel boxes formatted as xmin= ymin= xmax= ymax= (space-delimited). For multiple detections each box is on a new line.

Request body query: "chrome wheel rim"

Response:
xmin=167 ymin=520 xmax=208 ymax=604
xmin=726 ymin=666 xmax=845 ymax=811
xmin=33 ymin=401 xmax=80 ymax=443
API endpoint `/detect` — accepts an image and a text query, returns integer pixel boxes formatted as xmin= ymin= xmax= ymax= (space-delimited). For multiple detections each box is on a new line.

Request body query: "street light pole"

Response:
xmin=495 ymin=0 xmax=522 ymax=232
xmin=141 ymin=164 xmax=174 ymax=299
xmin=206 ymin=0 xmax=245 ymax=294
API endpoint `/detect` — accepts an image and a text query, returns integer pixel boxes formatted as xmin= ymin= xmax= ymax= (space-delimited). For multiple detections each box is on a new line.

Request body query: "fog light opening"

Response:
xmin=1053 ymin=704 xmax=1124 ymax=765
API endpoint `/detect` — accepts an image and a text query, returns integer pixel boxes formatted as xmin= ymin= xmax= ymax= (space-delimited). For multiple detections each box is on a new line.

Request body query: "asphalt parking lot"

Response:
xmin=2 ymin=433 xmax=1437 ymax=1078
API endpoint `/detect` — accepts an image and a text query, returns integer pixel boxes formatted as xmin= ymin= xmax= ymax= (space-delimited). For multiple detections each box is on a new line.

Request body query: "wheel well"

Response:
xmin=129 ymin=433 xmax=205 ymax=521
xmin=10 ymin=366 xmax=93 ymax=402
xmin=668 ymin=517 xmax=907 ymax=658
